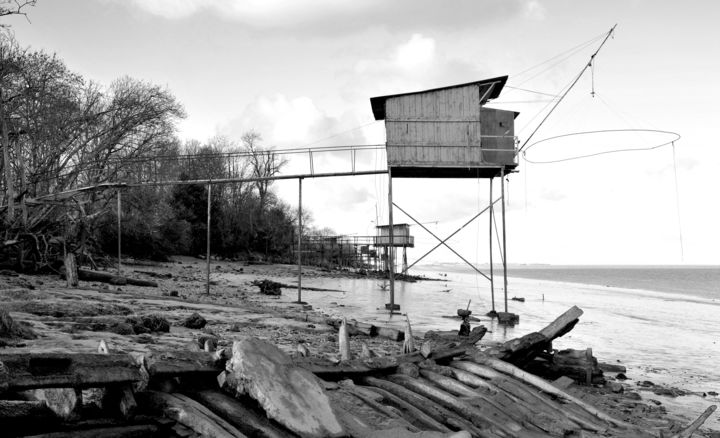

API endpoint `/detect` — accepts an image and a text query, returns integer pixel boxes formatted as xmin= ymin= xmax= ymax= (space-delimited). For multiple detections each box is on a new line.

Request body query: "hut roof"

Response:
xmin=369 ymin=76 xmax=508 ymax=120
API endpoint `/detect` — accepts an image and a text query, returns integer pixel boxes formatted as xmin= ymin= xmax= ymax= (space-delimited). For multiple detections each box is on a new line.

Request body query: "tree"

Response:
xmin=242 ymin=130 xmax=286 ymax=211
xmin=0 ymin=1 xmax=36 ymax=29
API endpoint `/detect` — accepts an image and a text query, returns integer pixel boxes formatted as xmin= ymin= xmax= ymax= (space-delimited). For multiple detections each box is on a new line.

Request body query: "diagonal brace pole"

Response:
xmin=393 ymin=201 xmax=499 ymax=282
xmin=400 ymin=198 xmax=501 ymax=274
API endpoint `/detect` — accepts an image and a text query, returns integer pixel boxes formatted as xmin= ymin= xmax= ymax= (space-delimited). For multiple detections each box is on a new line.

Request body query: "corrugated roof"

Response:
xmin=369 ymin=75 xmax=508 ymax=120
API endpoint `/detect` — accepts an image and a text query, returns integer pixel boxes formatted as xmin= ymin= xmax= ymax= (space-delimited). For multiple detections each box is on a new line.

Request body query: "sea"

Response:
xmin=279 ymin=264 xmax=720 ymax=426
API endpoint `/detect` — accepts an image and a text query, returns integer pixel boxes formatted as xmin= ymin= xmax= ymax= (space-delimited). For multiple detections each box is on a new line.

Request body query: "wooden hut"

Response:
xmin=370 ymin=76 xmax=517 ymax=178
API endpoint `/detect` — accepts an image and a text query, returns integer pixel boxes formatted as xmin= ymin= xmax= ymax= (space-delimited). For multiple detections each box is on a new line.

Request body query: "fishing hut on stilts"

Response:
xmin=370 ymin=75 xmax=520 ymax=320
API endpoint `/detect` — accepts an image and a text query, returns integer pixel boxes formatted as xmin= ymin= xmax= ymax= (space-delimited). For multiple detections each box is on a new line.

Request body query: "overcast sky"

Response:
xmin=8 ymin=0 xmax=720 ymax=265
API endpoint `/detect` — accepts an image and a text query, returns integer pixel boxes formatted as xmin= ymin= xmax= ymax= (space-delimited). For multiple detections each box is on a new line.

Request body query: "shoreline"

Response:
xmin=0 ymin=257 xmax=718 ymax=433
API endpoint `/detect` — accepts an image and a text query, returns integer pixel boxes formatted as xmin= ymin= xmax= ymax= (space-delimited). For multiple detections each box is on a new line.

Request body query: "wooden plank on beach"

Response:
xmin=143 ymin=350 xmax=224 ymax=377
xmin=0 ymin=353 xmax=141 ymax=391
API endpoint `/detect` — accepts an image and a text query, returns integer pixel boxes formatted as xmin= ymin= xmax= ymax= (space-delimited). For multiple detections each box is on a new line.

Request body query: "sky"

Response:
xmin=6 ymin=0 xmax=720 ymax=265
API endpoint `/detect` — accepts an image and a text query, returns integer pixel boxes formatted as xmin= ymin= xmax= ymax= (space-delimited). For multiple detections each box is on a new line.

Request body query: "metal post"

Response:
xmin=489 ymin=178 xmax=495 ymax=311
xmin=117 ymin=190 xmax=122 ymax=275
xmin=387 ymin=168 xmax=396 ymax=313
xmin=206 ymin=183 xmax=212 ymax=295
xmin=297 ymin=178 xmax=303 ymax=303
xmin=500 ymin=169 xmax=508 ymax=313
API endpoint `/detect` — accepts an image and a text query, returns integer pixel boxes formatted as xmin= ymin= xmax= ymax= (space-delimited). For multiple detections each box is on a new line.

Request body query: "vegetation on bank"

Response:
xmin=0 ymin=24 xmax=321 ymax=268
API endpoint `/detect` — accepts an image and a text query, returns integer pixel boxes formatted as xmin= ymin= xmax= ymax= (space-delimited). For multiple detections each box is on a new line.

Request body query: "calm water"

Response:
xmin=259 ymin=264 xmax=720 ymax=426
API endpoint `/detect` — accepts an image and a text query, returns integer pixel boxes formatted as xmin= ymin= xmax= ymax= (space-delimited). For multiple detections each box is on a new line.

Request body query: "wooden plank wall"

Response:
xmin=384 ymin=84 xmax=515 ymax=168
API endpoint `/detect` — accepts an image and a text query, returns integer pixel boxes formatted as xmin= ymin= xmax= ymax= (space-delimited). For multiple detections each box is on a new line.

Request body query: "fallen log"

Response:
xmin=471 ymin=354 xmax=634 ymax=429
xmin=225 ymin=337 xmax=344 ymax=438
xmin=137 ymin=391 xmax=246 ymax=438
xmin=362 ymin=376 xmax=485 ymax=437
xmin=22 ymin=424 xmax=159 ymax=438
xmin=0 ymin=353 xmax=141 ymax=391
xmin=77 ymin=269 xmax=158 ymax=287
xmin=189 ymin=390 xmax=288 ymax=438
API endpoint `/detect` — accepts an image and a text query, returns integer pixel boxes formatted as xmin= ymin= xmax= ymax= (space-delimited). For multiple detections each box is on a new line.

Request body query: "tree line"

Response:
xmin=0 ymin=30 xmax=309 ymax=268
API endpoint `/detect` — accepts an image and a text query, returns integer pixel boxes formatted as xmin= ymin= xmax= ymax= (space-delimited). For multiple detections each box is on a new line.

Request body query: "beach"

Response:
xmin=1 ymin=259 xmax=718 ymax=434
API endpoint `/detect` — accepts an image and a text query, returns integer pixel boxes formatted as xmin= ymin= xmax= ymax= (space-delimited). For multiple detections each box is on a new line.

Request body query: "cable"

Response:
xmin=671 ymin=142 xmax=684 ymax=262
xmin=521 ymin=129 xmax=681 ymax=164
xmin=518 ymin=24 xmax=617 ymax=154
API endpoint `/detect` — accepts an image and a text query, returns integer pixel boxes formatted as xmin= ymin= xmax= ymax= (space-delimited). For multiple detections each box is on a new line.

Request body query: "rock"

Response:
xmin=23 ymin=388 xmax=81 ymax=420
xmin=0 ymin=308 xmax=37 ymax=339
xmin=397 ymin=362 xmax=420 ymax=378
xmin=183 ymin=312 xmax=207 ymax=329
xmin=108 ymin=322 xmax=135 ymax=336
xmin=616 ymin=372 xmax=627 ymax=380
xmin=126 ymin=314 xmax=170 ymax=334
xmin=169 ymin=290 xmax=179 ymax=297
xmin=197 ymin=333 xmax=218 ymax=350
xmin=625 ymin=392 xmax=642 ymax=400
xmin=226 ymin=337 xmax=344 ymax=437
xmin=606 ymin=382 xmax=624 ymax=393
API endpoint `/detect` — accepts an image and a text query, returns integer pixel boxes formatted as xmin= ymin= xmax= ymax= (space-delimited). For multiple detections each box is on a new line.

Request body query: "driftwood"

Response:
xmin=0 ymin=353 xmax=141 ymax=391
xmin=669 ymin=405 xmax=717 ymax=438
xmin=142 ymin=350 xmax=224 ymax=378
xmin=293 ymin=346 xmax=468 ymax=380
xmin=64 ymin=254 xmax=78 ymax=287
xmin=385 ymin=374 xmax=516 ymax=437
xmin=402 ymin=315 xmax=415 ymax=354
xmin=362 ymin=385 xmax=451 ymax=433
xmin=339 ymin=318 xmax=351 ymax=361
xmin=77 ymin=269 xmax=158 ymax=287
xmin=22 ymin=424 xmax=160 ymax=438
xmin=471 ymin=354 xmax=633 ymax=429
xmin=137 ymin=391 xmax=246 ymax=438
xmin=0 ymin=399 xmax=57 ymax=426
xmin=225 ymin=337 xmax=344 ymax=438
xmin=539 ymin=305 xmax=583 ymax=340
xmin=489 ymin=306 xmax=583 ymax=367
xmin=362 ymin=376 xmax=483 ymax=436
xmin=189 ymin=390 xmax=288 ymax=438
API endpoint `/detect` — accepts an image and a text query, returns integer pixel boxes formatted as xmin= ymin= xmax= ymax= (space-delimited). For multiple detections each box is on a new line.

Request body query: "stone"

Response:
xmin=397 ymin=362 xmax=420 ymax=378
xmin=226 ymin=337 xmax=344 ymax=437
xmin=183 ymin=312 xmax=207 ymax=329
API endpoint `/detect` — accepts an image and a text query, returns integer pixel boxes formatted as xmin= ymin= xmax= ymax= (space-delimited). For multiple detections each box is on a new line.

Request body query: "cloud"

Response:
xmin=524 ymin=1 xmax=547 ymax=20
xmin=114 ymin=0 xmax=533 ymax=35
xmin=221 ymin=93 xmax=365 ymax=148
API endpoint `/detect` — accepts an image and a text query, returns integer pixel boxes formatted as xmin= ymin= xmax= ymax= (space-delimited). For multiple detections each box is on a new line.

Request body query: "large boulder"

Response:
xmin=225 ymin=337 xmax=344 ymax=438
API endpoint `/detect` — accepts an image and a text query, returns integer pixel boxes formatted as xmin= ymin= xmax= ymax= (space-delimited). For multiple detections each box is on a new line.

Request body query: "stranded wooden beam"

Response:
xmin=0 ymin=353 xmax=141 ymax=391
xmin=76 ymin=269 xmax=158 ymax=287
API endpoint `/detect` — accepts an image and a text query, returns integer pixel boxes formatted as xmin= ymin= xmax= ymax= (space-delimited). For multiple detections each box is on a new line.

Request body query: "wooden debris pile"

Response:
xmin=0 ymin=307 xmax=716 ymax=437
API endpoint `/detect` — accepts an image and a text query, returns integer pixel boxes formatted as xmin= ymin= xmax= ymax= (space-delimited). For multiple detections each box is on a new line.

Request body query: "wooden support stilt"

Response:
xmin=387 ymin=168 xmax=397 ymax=313
xmin=117 ymin=189 xmax=122 ymax=275
xmin=500 ymin=168 xmax=508 ymax=313
xmin=206 ymin=183 xmax=212 ymax=295
xmin=297 ymin=177 xmax=303 ymax=303
xmin=489 ymin=177 xmax=495 ymax=312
